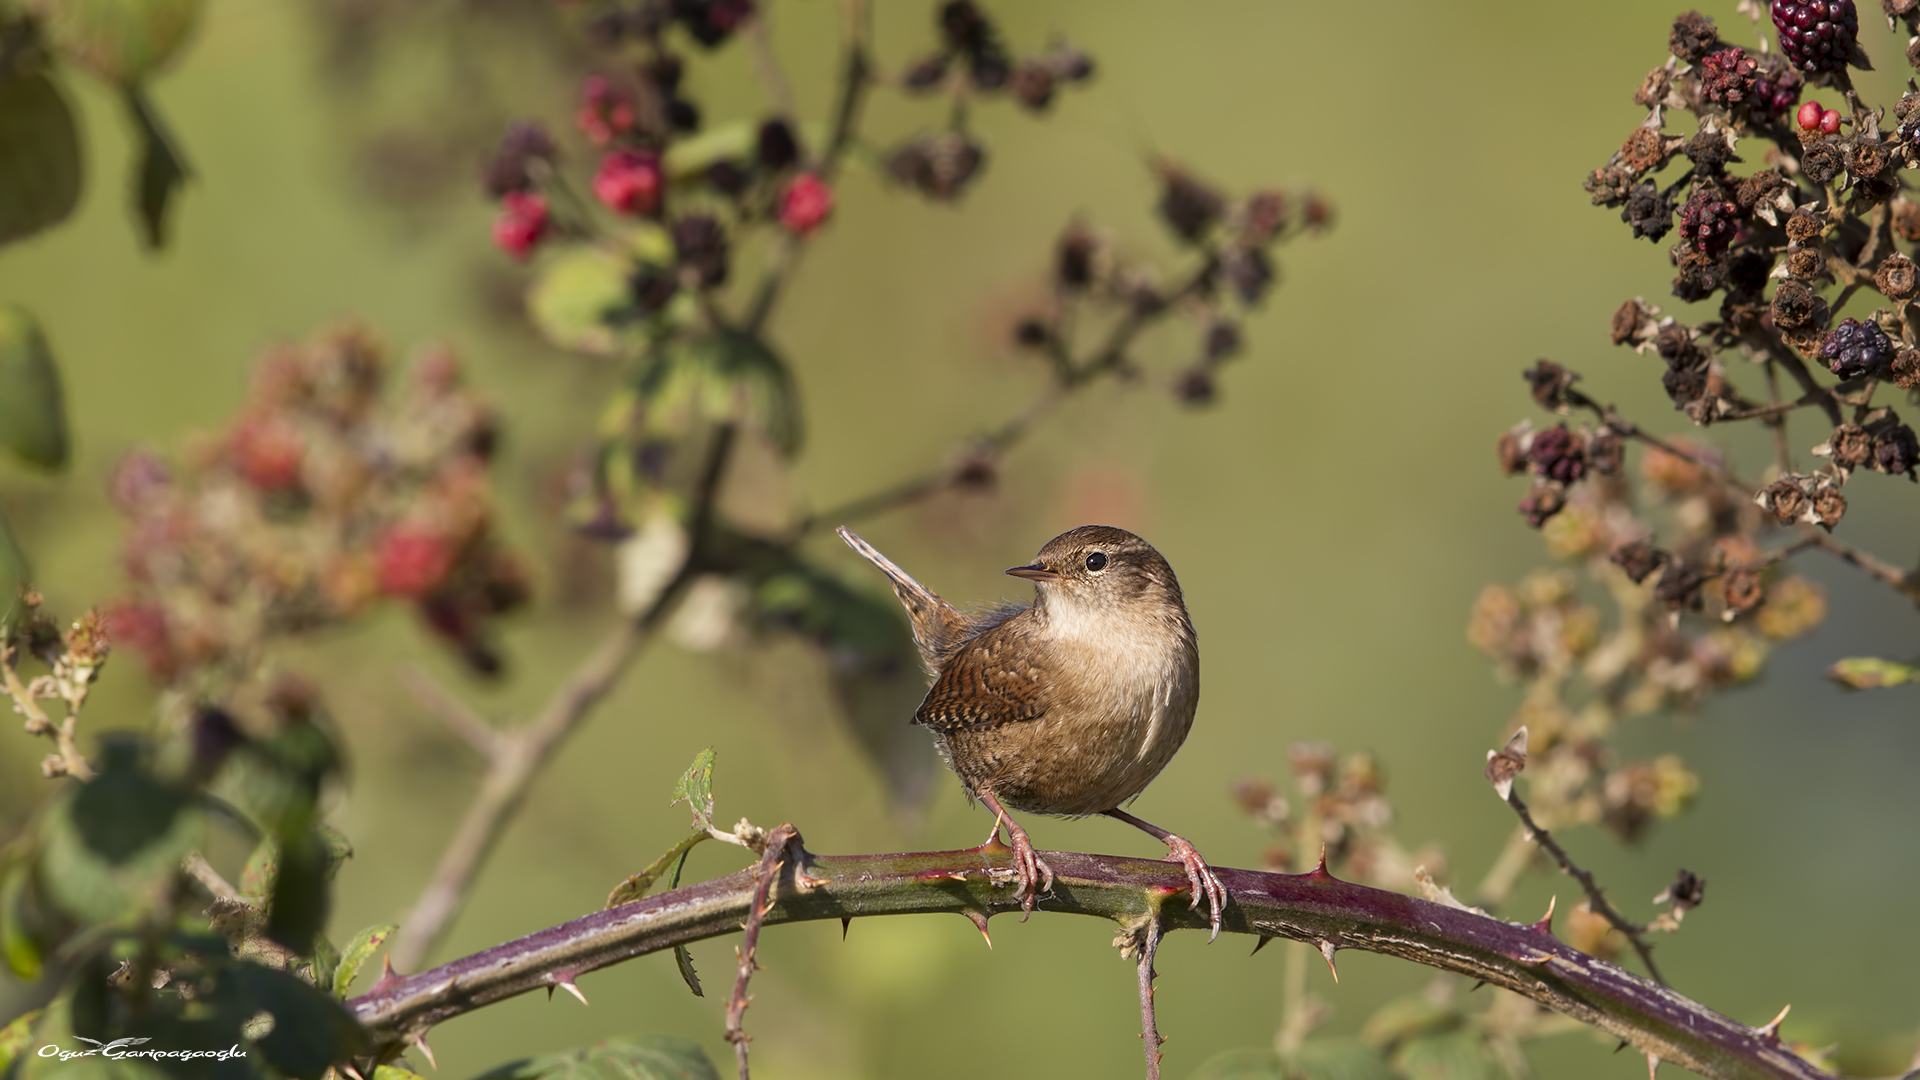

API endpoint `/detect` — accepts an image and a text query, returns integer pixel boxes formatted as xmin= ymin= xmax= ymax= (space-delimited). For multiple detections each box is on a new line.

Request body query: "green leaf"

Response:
xmin=41 ymin=769 xmax=198 ymax=922
xmin=125 ymin=88 xmax=188 ymax=250
xmin=529 ymin=245 xmax=634 ymax=356
xmin=669 ymin=747 xmax=716 ymax=833
xmin=662 ymin=120 xmax=823 ymax=180
xmin=626 ymin=332 xmax=803 ymax=457
xmin=331 ymin=921 xmax=398 ymax=999
xmin=606 ymin=831 xmax=706 ymax=909
xmin=227 ymin=961 xmax=369 ymax=1079
xmin=1390 ymin=1032 xmax=1495 ymax=1080
xmin=1827 ymin=656 xmax=1918 ymax=690
xmin=266 ymin=827 xmax=331 ymax=954
xmin=0 ymin=73 xmax=82 ymax=246
xmin=310 ymin=932 xmax=341 ymax=994
xmin=1 ymin=854 xmax=44 ymax=979
xmin=0 ymin=304 xmax=72 ymax=470
xmin=0 ymin=1008 xmax=41 ymax=1075
xmin=28 ymin=0 xmax=206 ymax=85
xmin=672 ymin=945 xmax=702 ymax=998
xmin=67 ymin=741 xmax=186 ymax=862
xmin=472 ymin=1037 xmax=720 ymax=1080
xmin=375 ymin=1067 xmax=430 ymax=1080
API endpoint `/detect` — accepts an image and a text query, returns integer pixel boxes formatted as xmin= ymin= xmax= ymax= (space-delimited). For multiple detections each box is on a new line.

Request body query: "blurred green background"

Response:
xmin=3 ymin=1 xmax=1918 ymax=1077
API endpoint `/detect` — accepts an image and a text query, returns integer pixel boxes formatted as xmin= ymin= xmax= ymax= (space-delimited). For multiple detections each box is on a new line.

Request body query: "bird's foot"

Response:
xmin=1161 ymin=833 xmax=1226 ymax=941
xmin=1000 ymin=820 xmax=1054 ymax=921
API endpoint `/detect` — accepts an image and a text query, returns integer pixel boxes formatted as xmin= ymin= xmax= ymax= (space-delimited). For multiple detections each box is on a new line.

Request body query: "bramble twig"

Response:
xmin=1504 ymin=789 xmax=1665 ymax=987
xmin=349 ymin=840 xmax=1831 ymax=1080
xmin=724 ymin=824 xmax=797 ymax=1080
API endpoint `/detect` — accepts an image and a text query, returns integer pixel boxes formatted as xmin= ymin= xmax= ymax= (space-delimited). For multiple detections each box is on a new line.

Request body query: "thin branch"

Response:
xmin=1133 ymin=914 xmax=1166 ymax=1080
xmin=1800 ymin=527 xmax=1920 ymax=601
xmin=5 ymin=653 xmax=92 ymax=781
xmin=401 ymin=666 xmax=501 ymax=761
xmin=1504 ymin=790 xmax=1665 ymax=987
xmin=349 ymin=838 xmax=1832 ymax=1080
xmin=724 ymin=824 xmax=795 ymax=1080
xmin=392 ymin=429 xmax=742 ymax=972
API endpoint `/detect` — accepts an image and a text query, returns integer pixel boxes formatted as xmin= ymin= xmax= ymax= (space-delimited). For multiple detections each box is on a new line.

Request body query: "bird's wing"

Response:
xmin=914 ymin=619 xmax=1048 ymax=732
xmin=837 ymin=526 xmax=971 ymax=672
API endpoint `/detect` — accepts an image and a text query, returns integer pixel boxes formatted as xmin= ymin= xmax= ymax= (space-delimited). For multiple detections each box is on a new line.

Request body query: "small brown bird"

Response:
xmin=838 ymin=524 xmax=1226 ymax=937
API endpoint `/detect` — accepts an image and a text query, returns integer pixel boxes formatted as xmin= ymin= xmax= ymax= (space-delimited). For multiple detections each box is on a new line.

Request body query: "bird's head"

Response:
xmin=1006 ymin=525 xmax=1186 ymax=630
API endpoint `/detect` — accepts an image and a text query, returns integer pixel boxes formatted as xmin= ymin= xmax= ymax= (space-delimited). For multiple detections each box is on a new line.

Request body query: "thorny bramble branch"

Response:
xmin=349 ymin=833 xmax=1832 ymax=1080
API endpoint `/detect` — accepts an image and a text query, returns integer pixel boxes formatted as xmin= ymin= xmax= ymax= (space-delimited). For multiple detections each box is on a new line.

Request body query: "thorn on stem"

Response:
xmin=1532 ymin=894 xmax=1557 ymax=936
xmin=554 ymin=976 xmax=589 ymax=1006
xmin=407 ymin=1032 xmax=438 ymax=1070
xmin=1757 ymin=1003 xmax=1791 ymax=1042
xmin=840 ymin=917 xmax=851 ymax=940
xmin=1646 ymin=1052 xmax=1661 ymax=1080
xmin=1250 ymin=935 xmax=1274 ymax=956
xmin=1318 ymin=939 xmax=1340 ymax=983
xmin=964 ymin=909 xmax=993 ymax=948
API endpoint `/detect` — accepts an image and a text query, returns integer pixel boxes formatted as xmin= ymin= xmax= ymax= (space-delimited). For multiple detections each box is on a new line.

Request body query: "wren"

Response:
xmin=838 ymin=524 xmax=1227 ymax=936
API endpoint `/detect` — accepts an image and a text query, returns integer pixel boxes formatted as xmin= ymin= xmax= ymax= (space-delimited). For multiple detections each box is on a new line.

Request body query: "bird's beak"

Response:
xmin=1005 ymin=563 xmax=1061 ymax=583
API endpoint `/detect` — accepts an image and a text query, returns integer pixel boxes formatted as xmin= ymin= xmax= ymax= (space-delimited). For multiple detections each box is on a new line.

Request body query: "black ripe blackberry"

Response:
xmin=1820 ymin=317 xmax=1894 ymax=379
xmin=1770 ymin=0 xmax=1859 ymax=73
xmin=1678 ymin=189 xmax=1739 ymax=255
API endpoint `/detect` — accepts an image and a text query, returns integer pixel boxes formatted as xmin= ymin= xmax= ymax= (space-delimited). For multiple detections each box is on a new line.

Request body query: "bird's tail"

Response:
xmin=837 ymin=526 xmax=967 ymax=671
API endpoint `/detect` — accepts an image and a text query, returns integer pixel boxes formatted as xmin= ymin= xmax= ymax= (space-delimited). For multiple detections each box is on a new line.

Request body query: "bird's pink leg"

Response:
xmin=977 ymin=790 xmax=1054 ymax=919
xmin=1104 ymin=808 xmax=1227 ymax=941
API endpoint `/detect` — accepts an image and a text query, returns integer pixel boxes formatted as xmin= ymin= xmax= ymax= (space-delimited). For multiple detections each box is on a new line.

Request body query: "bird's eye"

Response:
xmin=1085 ymin=551 xmax=1108 ymax=572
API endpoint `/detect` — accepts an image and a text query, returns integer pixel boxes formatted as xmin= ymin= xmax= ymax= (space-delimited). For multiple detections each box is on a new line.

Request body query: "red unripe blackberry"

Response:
xmin=1819 ymin=109 xmax=1841 ymax=134
xmin=1797 ymin=100 xmax=1824 ymax=129
xmin=377 ymin=525 xmax=457 ymax=599
xmin=591 ymin=150 xmax=664 ymax=215
xmin=1770 ymin=0 xmax=1859 ymax=73
xmin=778 ymin=173 xmax=835 ymax=236
xmin=492 ymin=191 xmax=549 ymax=261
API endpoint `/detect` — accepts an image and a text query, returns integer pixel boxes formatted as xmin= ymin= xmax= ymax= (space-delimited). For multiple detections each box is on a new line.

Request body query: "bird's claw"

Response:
xmin=1163 ymin=833 xmax=1226 ymax=941
xmin=1004 ymin=822 xmax=1054 ymax=920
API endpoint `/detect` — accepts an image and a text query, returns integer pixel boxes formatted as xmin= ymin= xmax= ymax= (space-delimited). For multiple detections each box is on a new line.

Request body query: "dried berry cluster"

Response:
xmin=1472 ymin=1 xmax=1920 ymax=882
xmin=1012 ymin=167 xmax=1330 ymax=405
xmin=106 ymin=327 xmax=527 ymax=683
xmin=1232 ymin=743 xmax=1442 ymax=891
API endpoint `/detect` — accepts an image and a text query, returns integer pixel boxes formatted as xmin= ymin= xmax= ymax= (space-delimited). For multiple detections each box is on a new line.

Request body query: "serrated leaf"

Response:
xmin=40 ymin=768 xmax=199 ymax=925
xmin=672 ymin=945 xmax=702 ymax=998
xmin=226 ymin=961 xmax=369 ymax=1079
xmin=0 ymin=304 xmax=71 ymax=470
xmin=529 ymin=245 xmax=634 ymax=356
xmin=606 ymin=831 xmax=706 ymax=908
xmin=629 ymin=332 xmax=803 ymax=457
xmin=125 ymin=88 xmax=188 ymax=250
xmin=332 ymin=922 xmax=398 ymax=998
xmin=0 ymin=73 xmax=82 ymax=246
xmin=669 ymin=748 xmax=715 ymax=833
xmin=310 ymin=932 xmax=341 ymax=995
xmin=28 ymin=0 xmax=206 ymax=85
xmin=1827 ymin=656 xmax=1918 ymax=689
xmin=472 ymin=1037 xmax=719 ymax=1080
xmin=0 ymin=1008 xmax=40 ymax=1074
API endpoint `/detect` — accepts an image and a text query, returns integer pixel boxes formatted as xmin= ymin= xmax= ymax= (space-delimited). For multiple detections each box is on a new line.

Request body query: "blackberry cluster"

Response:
xmin=1769 ymin=0 xmax=1859 ymax=73
xmin=1698 ymin=48 xmax=1757 ymax=106
xmin=1678 ymin=190 xmax=1738 ymax=254
xmin=1746 ymin=57 xmax=1803 ymax=120
xmin=1528 ymin=425 xmax=1587 ymax=484
xmin=1820 ymin=318 xmax=1894 ymax=379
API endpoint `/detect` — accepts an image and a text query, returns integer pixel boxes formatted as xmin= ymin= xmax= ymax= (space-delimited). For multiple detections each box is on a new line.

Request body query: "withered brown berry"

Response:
xmin=1890 ymin=348 xmax=1920 ymax=389
xmin=1721 ymin=568 xmax=1763 ymax=613
xmin=1588 ymin=429 xmax=1626 ymax=475
xmin=1611 ymin=539 xmax=1669 ymax=584
xmin=1655 ymin=324 xmax=1706 ymax=370
xmin=1786 ymin=247 xmax=1826 ymax=280
xmin=1670 ymin=11 xmax=1722 ymax=62
xmin=1875 ymin=254 xmax=1919 ymax=299
xmin=1762 ymin=477 xmax=1809 ymax=523
xmin=1893 ymin=199 xmax=1920 ymax=241
xmin=1812 ymin=486 xmax=1847 ymax=528
xmin=1524 ymin=360 xmax=1578 ymax=410
xmin=1519 ymin=483 xmax=1567 ymax=528
xmin=1529 ymin=424 xmax=1587 ymax=483
xmin=1845 ymin=138 xmax=1890 ymax=180
xmin=1636 ymin=66 xmax=1676 ymax=108
xmin=1784 ymin=208 xmax=1825 ymax=244
xmin=1587 ymin=166 xmax=1636 ymax=207
xmin=1655 ymin=560 xmax=1709 ymax=609
xmin=1611 ymin=298 xmax=1655 ymax=345
xmin=1829 ymin=422 xmax=1875 ymax=468
xmin=1770 ymin=278 xmax=1823 ymax=329
xmin=1801 ymin=141 xmax=1844 ymax=184
xmin=1622 ymin=127 xmax=1671 ymax=174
